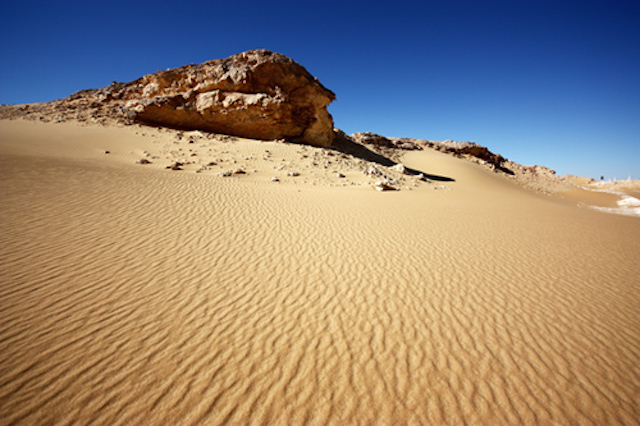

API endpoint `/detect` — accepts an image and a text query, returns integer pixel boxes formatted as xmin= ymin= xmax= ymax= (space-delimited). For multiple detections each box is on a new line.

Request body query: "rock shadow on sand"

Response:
xmin=332 ymin=132 xmax=455 ymax=182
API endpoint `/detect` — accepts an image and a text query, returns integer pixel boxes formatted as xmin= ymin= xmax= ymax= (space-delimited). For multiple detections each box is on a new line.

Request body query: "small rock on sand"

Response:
xmin=366 ymin=165 xmax=382 ymax=176
xmin=373 ymin=181 xmax=397 ymax=191
xmin=391 ymin=163 xmax=407 ymax=174
xmin=166 ymin=162 xmax=183 ymax=170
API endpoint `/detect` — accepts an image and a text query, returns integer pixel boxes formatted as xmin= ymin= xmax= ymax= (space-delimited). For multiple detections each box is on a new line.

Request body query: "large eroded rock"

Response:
xmin=55 ymin=50 xmax=336 ymax=147
xmin=130 ymin=50 xmax=336 ymax=146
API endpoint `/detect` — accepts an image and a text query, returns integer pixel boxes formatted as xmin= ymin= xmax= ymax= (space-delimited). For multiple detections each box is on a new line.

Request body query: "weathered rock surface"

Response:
xmin=3 ymin=50 xmax=337 ymax=147
xmin=351 ymin=132 xmax=395 ymax=149
xmin=373 ymin=181 xmax=397 ymax=191
xmin=351 ymin=132 xmax=422 ymax=151
xmin=126 ymin=50 xmax=336 ymax=146
xmin=353 ymin=132 xmax=510 ymax=172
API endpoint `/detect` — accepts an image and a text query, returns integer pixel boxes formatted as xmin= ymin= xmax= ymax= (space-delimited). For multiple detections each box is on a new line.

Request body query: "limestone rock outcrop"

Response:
xmin=16 ymin=50 xmax=337 ymax=147
xmin=126 ymin=50 xmax=336 ymax=146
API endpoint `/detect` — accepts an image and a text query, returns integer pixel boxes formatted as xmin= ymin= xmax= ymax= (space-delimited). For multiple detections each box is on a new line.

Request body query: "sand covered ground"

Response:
xmin=1 ymin=119 xmax=639 ymax=424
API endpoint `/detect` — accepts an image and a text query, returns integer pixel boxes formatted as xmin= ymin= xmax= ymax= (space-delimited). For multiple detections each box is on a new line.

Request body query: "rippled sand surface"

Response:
xmin=1 ymin=121 xmax=639 ymax=424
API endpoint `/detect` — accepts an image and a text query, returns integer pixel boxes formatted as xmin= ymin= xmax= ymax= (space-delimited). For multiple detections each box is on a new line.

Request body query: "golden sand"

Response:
xmin=1 ymin=120 xmax=639 ymax=424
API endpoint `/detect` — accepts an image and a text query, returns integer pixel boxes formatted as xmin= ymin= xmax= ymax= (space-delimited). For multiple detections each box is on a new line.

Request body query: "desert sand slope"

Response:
xmin=1 ymin=120 xmax=639 ymax=425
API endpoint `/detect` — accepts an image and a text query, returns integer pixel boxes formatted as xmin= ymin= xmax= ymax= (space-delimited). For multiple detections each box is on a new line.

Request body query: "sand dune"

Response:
xmin=1 ymin=120 xmax=639 ymax=424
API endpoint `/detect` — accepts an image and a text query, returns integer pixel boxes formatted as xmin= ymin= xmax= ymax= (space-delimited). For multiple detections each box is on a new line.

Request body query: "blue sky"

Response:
xmin=1 ymin=0 xmax=638 ymax=179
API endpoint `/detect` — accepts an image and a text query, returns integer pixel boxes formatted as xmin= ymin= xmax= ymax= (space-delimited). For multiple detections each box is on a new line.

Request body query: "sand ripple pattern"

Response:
xmin=1 ymin=155 xmax=640 ymax=424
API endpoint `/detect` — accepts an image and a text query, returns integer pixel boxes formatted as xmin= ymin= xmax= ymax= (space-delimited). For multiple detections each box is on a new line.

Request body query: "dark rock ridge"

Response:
xmin=10 ymin=50 xmax=338 ymax=147
xmin=351 ymin=132 xmax=423 ymax=151
xmin=351 ymin=132 xmax=510 ymax=173
xmin=418 ymin=139 xmax=511 ymax=173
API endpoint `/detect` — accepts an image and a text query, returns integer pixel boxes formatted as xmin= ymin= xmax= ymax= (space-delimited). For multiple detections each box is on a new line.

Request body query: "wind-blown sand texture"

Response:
xmin=1 ymin=120 xmax=639 ymax=424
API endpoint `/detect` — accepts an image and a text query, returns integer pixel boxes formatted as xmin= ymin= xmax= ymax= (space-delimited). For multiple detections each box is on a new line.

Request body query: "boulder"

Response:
xmin=97 ymin=50 xmax=335 ymax=147
xmin=373 ymin=181 xmax=397 ymax=191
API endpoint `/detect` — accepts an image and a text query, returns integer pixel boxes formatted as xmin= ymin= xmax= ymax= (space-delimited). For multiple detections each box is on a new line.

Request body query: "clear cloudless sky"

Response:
xmin=1 ymin=0 xmax=638 ymax=179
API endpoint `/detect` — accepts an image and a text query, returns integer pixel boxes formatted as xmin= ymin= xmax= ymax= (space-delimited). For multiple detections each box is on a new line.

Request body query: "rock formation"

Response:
xmin=352 ymin=132 xmax=510 ymax=172
xmin=351 ymin=132 xmax=422 ymax=151
xmin=4 ymin=50 xmax=337 ymax=147
xmin=0 ymin=51 xmax=579 ymax=194
xmin=127 ymin=50 xmax=336 ymax=147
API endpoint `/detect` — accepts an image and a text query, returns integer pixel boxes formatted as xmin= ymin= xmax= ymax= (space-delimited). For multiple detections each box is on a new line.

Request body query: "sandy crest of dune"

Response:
xmin=1 ymin=120 xmax=640 ymax=424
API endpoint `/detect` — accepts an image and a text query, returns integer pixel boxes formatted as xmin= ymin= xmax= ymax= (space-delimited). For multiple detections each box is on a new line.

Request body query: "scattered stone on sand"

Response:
xmin=288 ymin=171 xmax=300 ymax=177
xmin=136 ymin=158 xmax=152 ymax=164
xmin=336 ymin=173 xmax=345 ymax=178
xmin=366 ymin=165 xmax=382 ymax=176
xmin=271 ymin=177 xmax=280 ymax=182
xmin=373 ymin=181 xmax=397 ymax=191
xmin=166 ymin=162 xmax=183 ymax=170
xmin=391 ymin=163 xmax=407 ymax=174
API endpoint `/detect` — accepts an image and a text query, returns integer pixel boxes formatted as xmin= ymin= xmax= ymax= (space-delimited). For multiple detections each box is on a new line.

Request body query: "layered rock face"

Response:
xmin=61 ymin=50 xmax=337 ymax=147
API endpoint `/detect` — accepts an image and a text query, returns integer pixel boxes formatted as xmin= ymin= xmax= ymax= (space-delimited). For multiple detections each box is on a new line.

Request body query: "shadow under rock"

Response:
xmin=332 ymin=134 xmax=456 ymax=183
